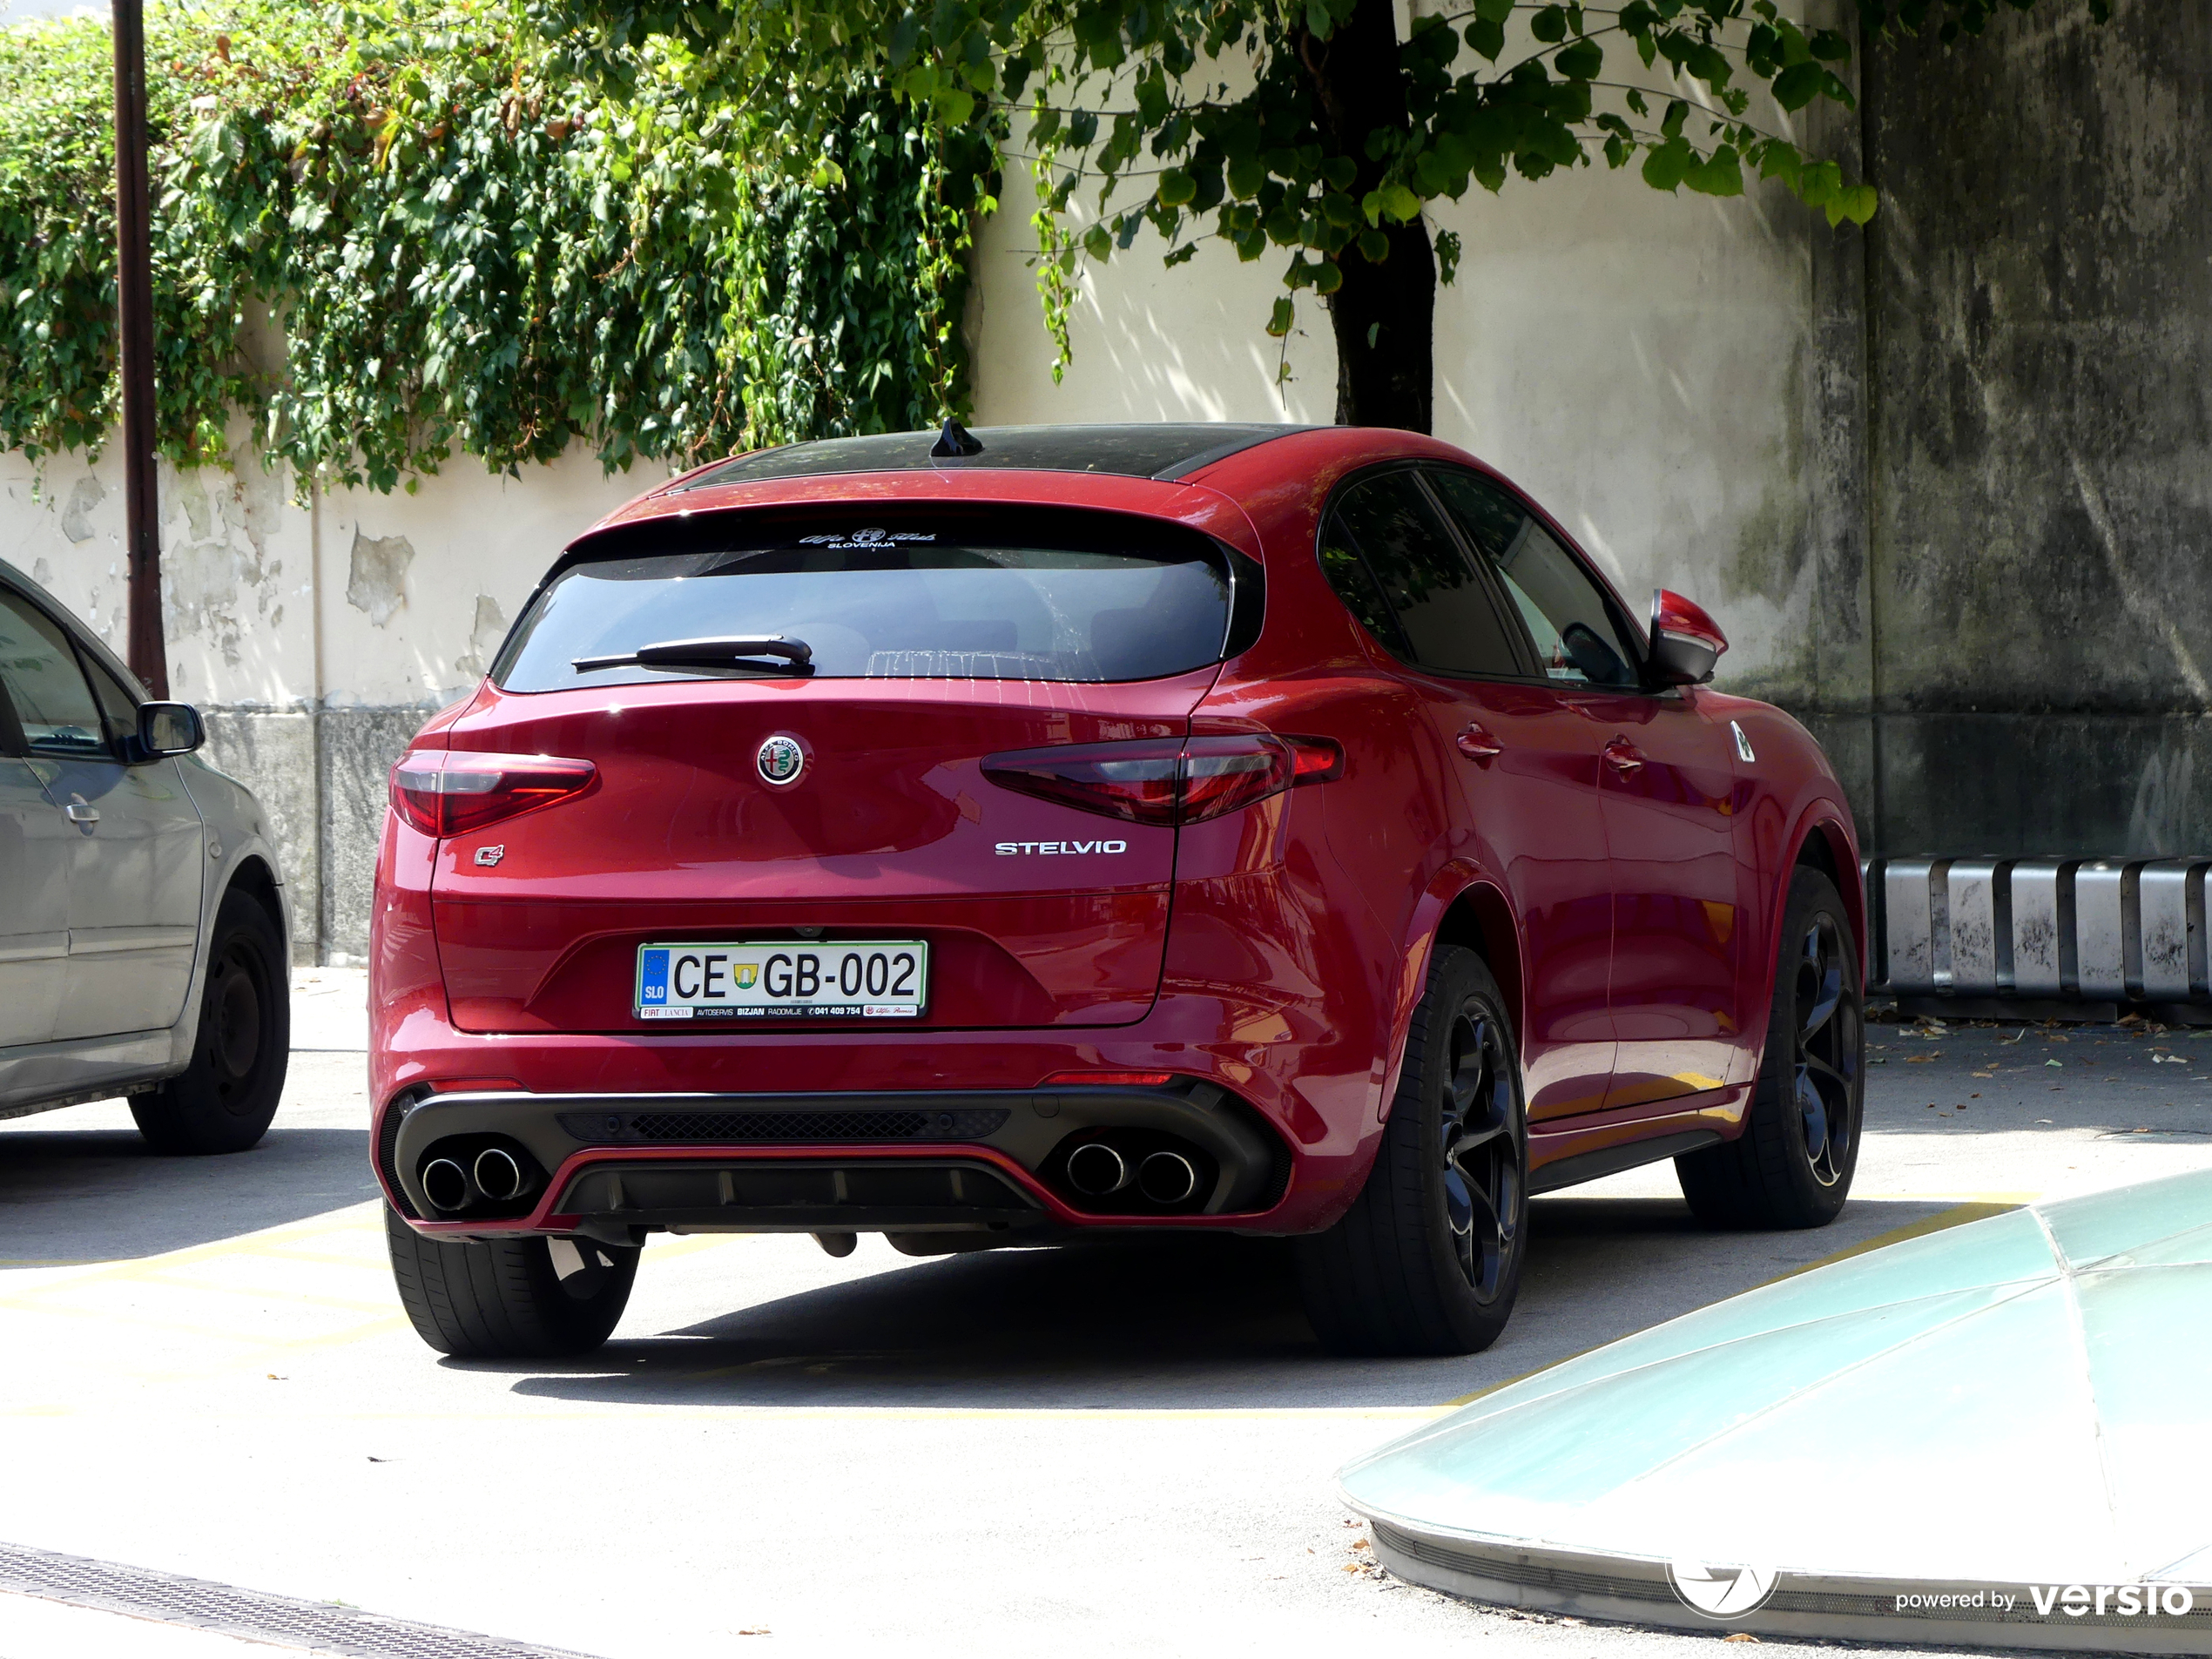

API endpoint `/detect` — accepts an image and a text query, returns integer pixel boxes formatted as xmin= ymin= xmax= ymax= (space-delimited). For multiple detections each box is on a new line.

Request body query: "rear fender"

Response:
xmin=1377 ymin=863 xmax=1524 ymax=1124
xmin=369 ymin=808 xmax=453 ymax=1116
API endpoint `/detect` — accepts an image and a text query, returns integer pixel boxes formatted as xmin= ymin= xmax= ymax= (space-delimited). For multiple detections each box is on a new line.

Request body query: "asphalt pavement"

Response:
xmin=3 ymin=982 xmax=2209 ymax=1658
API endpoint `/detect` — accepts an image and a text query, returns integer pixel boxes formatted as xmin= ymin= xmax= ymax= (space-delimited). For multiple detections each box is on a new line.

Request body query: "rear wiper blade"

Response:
xmin=573 ymin=635 xmax=814 ymax=674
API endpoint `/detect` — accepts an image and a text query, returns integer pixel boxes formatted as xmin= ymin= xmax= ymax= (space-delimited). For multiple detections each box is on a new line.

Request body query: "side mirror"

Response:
xmin=138 ymin=701 xmax=205 ymax=758
xmin=1648 ymin=589 xmax=1728 ymax=685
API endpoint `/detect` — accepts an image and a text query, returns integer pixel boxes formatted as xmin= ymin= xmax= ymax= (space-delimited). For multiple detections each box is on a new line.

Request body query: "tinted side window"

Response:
xmin=1317 ymin=529 xmax=1406 ymax=653
xmin=1328 ymin=472 xmax=1521 ymax=677
xmin=1428 ymin=470 xmax=1642 ymax=688
xmin=0 ymin=591 xmax=110 ymax=757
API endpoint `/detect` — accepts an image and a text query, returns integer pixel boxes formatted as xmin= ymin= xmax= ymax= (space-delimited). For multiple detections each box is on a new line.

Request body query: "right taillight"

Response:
xmin=388 ymin=751 xmax=597 ymax=838
xmin=982 ymin=733 xmax=1341 ymax=827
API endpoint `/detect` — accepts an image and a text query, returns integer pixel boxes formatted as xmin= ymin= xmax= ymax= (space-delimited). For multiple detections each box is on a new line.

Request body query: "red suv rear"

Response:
xmin=372 ymin=423 xmax=1865 ymax=1360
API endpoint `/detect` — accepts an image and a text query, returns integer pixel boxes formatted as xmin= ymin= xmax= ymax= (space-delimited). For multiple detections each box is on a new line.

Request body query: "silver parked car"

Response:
xmin=0 ymin=557 xmax=290 ymax=1152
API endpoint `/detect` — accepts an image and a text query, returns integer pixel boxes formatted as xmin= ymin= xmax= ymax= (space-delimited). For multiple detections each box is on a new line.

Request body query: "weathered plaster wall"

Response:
xmin=1858 ymin=0 xmax=2211 ymax=854
xmin=0 ymin=439 xmax=655 ymax=959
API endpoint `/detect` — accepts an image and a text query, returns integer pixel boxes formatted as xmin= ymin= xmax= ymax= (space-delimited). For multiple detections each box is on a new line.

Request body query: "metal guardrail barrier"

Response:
xmin=1863 ymin=858 xmax=2211 ymax=1008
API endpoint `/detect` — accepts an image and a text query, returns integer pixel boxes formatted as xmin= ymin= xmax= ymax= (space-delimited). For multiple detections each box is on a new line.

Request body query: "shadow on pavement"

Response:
xmin=500 ymin=1191 xmax=1973 ymax=1411
xmin=0 ymin=1124 xmax=376 ymax=1265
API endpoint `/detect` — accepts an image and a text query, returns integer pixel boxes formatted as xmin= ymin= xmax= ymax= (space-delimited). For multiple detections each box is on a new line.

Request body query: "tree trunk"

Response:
xmin=1297 ymin=0 xmax=1434 ymax=433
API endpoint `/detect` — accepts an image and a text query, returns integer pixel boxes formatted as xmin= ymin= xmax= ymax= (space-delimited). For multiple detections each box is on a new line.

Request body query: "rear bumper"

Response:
xmin=380 ymin=1082 xmax=1292 ymax=1243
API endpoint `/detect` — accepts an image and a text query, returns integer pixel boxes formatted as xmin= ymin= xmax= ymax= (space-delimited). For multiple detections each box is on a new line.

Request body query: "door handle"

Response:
xmin=64 ymin=799 xmax=99 ymax=826
xmin=1602 ymin=739 xmax=1644 ymax=774
xmin=1455 ymin=723 xmax=1503 ymax=762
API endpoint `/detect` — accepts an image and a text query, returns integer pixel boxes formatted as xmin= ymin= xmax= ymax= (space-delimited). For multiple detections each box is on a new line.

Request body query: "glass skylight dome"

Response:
xmin=1340 ymin=1170 xmax=2212 ymax=1652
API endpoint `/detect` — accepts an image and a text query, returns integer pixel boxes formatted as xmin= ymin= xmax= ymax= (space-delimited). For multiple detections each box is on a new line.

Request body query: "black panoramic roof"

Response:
xmin=680 ymin=423 xmax=1314 ymax=490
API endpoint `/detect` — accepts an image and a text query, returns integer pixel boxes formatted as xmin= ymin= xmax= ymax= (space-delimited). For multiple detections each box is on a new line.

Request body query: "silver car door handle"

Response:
xmin=64 ymin=801 xmax=99 ymax=825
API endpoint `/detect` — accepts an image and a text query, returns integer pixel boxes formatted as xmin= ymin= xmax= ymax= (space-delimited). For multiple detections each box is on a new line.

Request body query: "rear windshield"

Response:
xmin=494 ymin=509 xmax=1240 ymax=691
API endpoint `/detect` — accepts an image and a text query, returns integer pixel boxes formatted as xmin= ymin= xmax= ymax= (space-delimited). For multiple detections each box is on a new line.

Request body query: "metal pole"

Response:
xmin=112 ymin=0 xmax=166 ymax=698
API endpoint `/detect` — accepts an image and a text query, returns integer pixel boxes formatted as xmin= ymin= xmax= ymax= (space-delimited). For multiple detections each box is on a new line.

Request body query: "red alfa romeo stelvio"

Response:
xmin=369 ymin=421 xmax=1866 ymax=1360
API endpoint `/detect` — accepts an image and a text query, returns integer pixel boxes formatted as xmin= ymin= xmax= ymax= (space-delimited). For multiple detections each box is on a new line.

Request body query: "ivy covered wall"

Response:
xmin=0 ymin=0 xmax=999 ymax=491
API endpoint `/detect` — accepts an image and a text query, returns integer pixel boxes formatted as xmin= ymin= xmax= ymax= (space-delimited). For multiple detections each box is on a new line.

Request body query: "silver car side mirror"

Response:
xmin=138 ymin=701 xmax=205 ymax=758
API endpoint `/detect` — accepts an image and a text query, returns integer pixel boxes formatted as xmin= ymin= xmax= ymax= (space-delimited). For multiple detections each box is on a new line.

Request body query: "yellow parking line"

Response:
xmin=127 ymin=1270 xmax=397 ymax=1318
xmin=2 ymin=1314 xmax=416 ymax=1411
xmin=0 ymin=1294 xmax=307 ymax=1347
xmin=246 ymin=1246 xmax=395 ymax=1271
xmin=3 ymin=1211 xmax=387 ymax=1299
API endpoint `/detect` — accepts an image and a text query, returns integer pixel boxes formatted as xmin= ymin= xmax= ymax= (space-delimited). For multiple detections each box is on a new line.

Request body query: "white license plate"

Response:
xmin=633 ymin=941 xmax=928 ymax=1021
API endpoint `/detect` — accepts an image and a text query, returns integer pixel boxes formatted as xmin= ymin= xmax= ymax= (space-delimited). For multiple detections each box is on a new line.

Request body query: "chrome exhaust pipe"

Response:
xmin=1138 ymin=1150 xmax=1198 ymax=1205
xmin=473 ymin=1146 xmax=530 ymax=1203
xmin=1065 ymin=1142 xmax=1130 ymax=1197
xmin=421 ymin=1157 xmax=472 ymax=1213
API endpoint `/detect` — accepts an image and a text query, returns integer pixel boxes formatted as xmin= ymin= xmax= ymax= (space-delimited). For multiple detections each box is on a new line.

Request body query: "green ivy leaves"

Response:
xmin=0 ymin=2 xmax=991 ymax=489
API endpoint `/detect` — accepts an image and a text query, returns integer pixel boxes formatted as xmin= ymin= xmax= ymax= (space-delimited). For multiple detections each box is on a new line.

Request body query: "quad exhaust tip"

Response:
xmin=473 ymin=1146 xmax=529 ymax=1203
xmin=1065 ymin=1142 xmax=1130 ymax=1197
xmin=421 ymin=1157 xmax=471 ymax=1213
xmin=1137 ymin=1150 xmax=1198 ymax=1204
xmin=1066 ymin=1143 xmax=1201 ymax=1205
xmin=421 ymin=1145 xmax=536 ymax=1213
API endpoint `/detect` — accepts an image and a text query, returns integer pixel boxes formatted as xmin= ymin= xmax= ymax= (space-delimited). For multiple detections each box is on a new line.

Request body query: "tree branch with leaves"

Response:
xmin=538 ymin=0 xmax=2114 ymax=432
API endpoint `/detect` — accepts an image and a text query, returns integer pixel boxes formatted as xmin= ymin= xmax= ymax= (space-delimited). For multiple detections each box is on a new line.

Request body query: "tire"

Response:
xmin=131 ymin=889 xmax=290 ymax=1155
xmin=1677 ymin=867 xmax=1865 ymax=1229
xmin=385 ymin=1205 xmax=638 ymax=1359
xmin=1296 ymin=947 xmax=1530 ymax=1357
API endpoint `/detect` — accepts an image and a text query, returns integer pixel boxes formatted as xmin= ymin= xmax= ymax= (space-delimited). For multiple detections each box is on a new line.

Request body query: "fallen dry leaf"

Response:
xmin=1906 ymin=1054 xmax=1938 ymax=1064
xmin=1724 ymin=1635 xmax=1761 ymax=1644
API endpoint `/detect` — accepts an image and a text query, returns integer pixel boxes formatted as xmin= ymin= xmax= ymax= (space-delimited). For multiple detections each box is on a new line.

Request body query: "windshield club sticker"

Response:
xmin=996 ymin=840 xmax=1130 ymax=855
xmin=797 ymin=527 xmax=937 ymax=551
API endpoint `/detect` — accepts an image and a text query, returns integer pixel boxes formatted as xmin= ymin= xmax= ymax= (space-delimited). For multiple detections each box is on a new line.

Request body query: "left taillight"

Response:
xmin=388 ymin=751 xmax=597 ymax=838
xmin=982 ymin=733 xmax=1342 ymax=827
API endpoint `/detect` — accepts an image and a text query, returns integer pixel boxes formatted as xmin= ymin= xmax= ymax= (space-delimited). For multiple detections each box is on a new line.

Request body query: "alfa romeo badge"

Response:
xmin=757 ymin=733 xmax=806 ymax=786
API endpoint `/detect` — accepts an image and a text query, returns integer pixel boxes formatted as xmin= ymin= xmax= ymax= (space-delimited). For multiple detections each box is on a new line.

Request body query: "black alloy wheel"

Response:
xmin=1676 ymin=866 xmax=1864 ymax=1229
xmin=1440 ymin=1002 xmax=1523 ymax=1303
xmin=132 ymin=889 xmax=290 ymax=1155
xmin=1792 ymin=910 xmax=1858 ymax=1188
xmin=1297 ymin=947 xmax=1530 ymax=1356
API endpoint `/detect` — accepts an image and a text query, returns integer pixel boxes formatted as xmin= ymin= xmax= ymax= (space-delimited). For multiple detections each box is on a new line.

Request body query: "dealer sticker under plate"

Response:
xmin=634 ymin=941 xmax=927 ymax=1021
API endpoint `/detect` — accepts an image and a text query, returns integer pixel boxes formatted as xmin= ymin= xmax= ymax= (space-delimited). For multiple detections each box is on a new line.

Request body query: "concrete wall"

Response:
xmin=1847 ymin=0 xmax=2212 ymax=856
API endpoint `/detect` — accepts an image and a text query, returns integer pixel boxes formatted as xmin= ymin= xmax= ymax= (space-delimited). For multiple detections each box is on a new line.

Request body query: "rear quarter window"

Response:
xmin=496 ymin=509 xmax=1247 ymax=691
